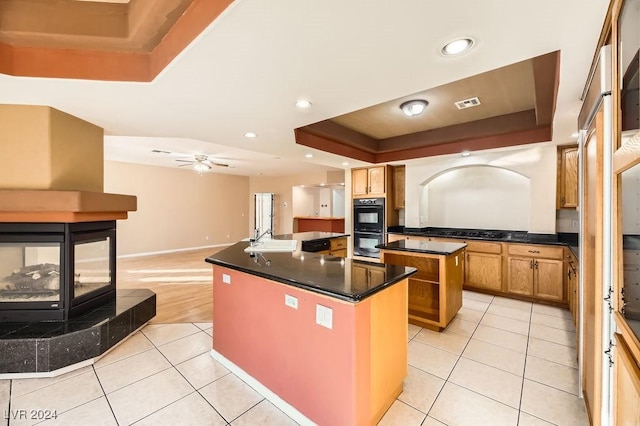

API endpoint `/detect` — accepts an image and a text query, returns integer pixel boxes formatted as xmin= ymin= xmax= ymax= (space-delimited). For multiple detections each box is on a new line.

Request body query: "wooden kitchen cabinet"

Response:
xmin=392 ymin=165 xmax=405 ymax=210
xmin=507 ymin=244 xmax=564 ymax=302
xmin=613 ymin=333 xmax=640 ymax=425
xmin=466 ymin=251 xmax=503 ymax=292
xmin=351 ymin=166 xmax=387 ymax=197
xmin=557 ymin=145 xmax=579 ymax=209
xmin=329 ymin=237 xmax=347 ymax=257
xmin=566 ymin=250 xmax=578 ymax=327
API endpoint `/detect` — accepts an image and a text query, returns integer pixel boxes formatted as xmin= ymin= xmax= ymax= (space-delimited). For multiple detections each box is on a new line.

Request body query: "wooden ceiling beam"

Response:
xmin=294 ymin=129 xmax=377 ymax=163
xmin=297 ymin=120 xmax=378 ymax=153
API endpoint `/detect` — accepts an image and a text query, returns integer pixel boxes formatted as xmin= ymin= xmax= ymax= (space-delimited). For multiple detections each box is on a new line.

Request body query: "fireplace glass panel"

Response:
xmin=74 ymin=237 xmax=112 ymax=298
xmin=0 ymin=243 xmax=61 ymax=302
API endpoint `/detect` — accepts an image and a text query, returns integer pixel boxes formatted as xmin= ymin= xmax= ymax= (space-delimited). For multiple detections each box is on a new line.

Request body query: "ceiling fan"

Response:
xmin=174 ymin=154 xmax=229 ymax=172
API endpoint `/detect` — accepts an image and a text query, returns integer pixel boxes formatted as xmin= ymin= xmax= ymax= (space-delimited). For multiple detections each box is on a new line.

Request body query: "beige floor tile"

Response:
xmin=463 ymin=298 xmax=490 ymax=312
xmin=157 ymin=331 xmax=212 ymax=365
xmin=422 ymin=417 xmax=447 ymax=425
xmin=462 ymin=339 xmax=526 ymax=376
xmin=473 ymin=324 xmax=528 ymax=353
xmin=480 ymin=313 xmax=530 ymax=336
xmin=408 ymin=341 xmax=459 ymax=380
xmin=107 ymin=368 xmax=194 ymax=425
xmin=527 ymin=337 xmax=577 ymax=368
xmin=95 ymin=348 xmax=171 ymax=394
xmin=444 ymin=317 xmax=478 ymax=337
xmin=378 ymin=400 xmax=426 ymax=426
xmin=199 ymin=374 xmax=264 ymax=422
xmin=429 ymin=382 xmax=519 ymax=426
xmin=521 ymin=379 xmax=589 ymax=425
xmin=397 ymin=365 xmax=445 ymax=413
xmin=408 ymin=324 xmax=422 ymax=341
xmin=455 ymin=306 xmax=485 ymax=323
xmin=205 ymin=328 xmax=214 ymax=338
xmin=413 ymin=328 xmax=470 ymax=355
xmin=176 ymin=352 xmax=230 ymax=390
xmin=532 ymin=303 xmax=573 ymax=319
xmin=449 ymin=357 xmax=523 ymax=408
xmin=487 ymin=304 xmax=531 ymax=322
xmin=10 ymin=370 xmax=104 ymax=425
xmin=531 ymin=312 xmax=575 ymax=332
xmin=492 ymin=296 xmax=533 ymax=312
xmin=525 ymin=355 xmax=579 ymax=395
xmin=0 ymin=380 xmax=9 ymax=403
xmin=134 ymin=392 xmax=227 ymax=426
xmin=43 ymin=396 xmax=117 ymax=426
xmin=463 ymin=290 xmax=494 ymax=303
xmin=529 ymin=323 xmax=577 ymax=348
xmin=95 ymin=332 xmax=155 ymax=368
xmin=141 ymin=323 xmax=201 ymax=346
xmin=518 ymin=412 xmax=555 ymax=425
xmin=194 ymin=322 xmax=214 ymax=331
xmin=10 ymin=366 xmax=94 ymax=398
xmin=231 ymin=399 xmax=298 ymax=426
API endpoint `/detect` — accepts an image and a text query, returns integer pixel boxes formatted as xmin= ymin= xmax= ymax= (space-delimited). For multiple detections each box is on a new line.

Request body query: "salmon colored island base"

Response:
xmin=211 ymin=266 xmax=408 ymax=425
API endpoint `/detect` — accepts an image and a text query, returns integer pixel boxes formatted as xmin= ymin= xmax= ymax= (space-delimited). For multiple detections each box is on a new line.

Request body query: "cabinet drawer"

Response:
xmin=330 ymin=238 xmax=347 ymax=250
xmin=329 ymin=248 xmax=347 ymax=257
xmin=508 ymin=244 xmax=563 ymax=259
xmin=464 ymin=241 xmax=502 ymax=254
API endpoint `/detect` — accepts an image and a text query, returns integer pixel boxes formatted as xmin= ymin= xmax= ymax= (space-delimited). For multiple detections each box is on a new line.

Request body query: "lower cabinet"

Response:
xmin=613 ymin=333 xmax=640 ymax=425
xmin=507 ymin=257 xmax=534 ymax=296
xmin=466 ymin=251 xmax=502 ymax=292
xmin=506 ymin=244 xmax=565 ymax=302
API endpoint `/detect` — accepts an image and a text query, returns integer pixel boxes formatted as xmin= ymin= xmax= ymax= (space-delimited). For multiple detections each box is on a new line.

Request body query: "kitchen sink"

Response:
xmin=244 ymin=239 xmax=298 ymax=253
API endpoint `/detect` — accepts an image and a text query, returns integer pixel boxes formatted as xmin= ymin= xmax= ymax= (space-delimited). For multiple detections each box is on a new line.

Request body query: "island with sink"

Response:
xmin=205 ymin=236 xmax=416 ymax=425
xmin=377 ymin=239 xmax=466 ymax=331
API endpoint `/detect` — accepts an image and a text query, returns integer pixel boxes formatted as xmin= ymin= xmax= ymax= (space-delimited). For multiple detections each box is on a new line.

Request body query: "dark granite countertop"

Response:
xmin=377 ymin=240 xmax=467 ymax=255
xmin=205 ymin=241 xmax=416 ymax=302
xmin=272 ymin=231 xmax=349 ymax=242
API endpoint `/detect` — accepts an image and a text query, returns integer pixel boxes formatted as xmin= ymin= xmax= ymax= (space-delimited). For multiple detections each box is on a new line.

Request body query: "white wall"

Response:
xmin=423 ymin=166 xmax=530 ymax=230
xmin=404 ymin=145 xmax=558 ymax=233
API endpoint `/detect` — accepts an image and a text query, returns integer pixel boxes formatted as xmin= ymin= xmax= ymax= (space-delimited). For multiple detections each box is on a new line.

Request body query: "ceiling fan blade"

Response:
xmin=175 ymin=159 xmax=194 ymax=163
xmin=177 ymin=164 xmax=193 ymax=167
xmin=211 ymin=162 xmax=229 ymax=167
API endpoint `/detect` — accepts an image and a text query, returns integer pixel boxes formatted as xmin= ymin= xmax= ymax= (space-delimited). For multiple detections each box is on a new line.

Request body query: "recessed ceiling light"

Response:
xmin=571 ymin=132 xmax=579 ymax=138
xmin=441 ymin=38 xmax=475 ymax=56
xmin=295 ymin=100 xmax=312 ymax=109
xmin=342 ymin=161 xmax=349 ymax=166
xmin=400 ymin=99 xmax=428 ymax=116
xmin=244 ymin=132 xmax=257 ymax=138
xmin=305 ymin=153 xmax=313 ymax=158
xmin=461 ymin=151 xmax=471 ymax=157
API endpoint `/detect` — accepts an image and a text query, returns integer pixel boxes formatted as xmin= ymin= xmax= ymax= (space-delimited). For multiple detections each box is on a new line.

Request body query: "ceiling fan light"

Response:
xmin=400 ymin=100 xmax=428 ymax=116
xmin=193 ymin=162 xmax=210 ymax=172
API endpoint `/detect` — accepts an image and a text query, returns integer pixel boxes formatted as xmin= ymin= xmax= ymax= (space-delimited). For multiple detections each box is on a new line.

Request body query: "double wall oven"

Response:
xmin=353 ymin=198 xmax=385 ymax=259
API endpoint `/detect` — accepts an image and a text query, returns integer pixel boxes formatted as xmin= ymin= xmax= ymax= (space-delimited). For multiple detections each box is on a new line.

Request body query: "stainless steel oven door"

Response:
xmin=353 ymin=232 xmax=383 ymax=258
xmin=353 ymin=198 xmax=384 ymax=233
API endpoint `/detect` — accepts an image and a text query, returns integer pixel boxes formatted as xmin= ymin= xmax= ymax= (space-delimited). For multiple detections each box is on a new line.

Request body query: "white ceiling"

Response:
xmin=0 ymin=0 xmax=609 ymax=176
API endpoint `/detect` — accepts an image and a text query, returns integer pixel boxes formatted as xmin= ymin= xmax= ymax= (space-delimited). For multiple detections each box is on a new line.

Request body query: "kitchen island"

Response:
xmin=205 ymin=240 xmax=415 ymax=425
xmin=378 ymin=239 xmax=466 ymax=331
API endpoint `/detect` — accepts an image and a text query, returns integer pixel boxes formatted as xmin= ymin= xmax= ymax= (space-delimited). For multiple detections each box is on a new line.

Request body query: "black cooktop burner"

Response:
xmin=432 ymin=230 xmax=505 ymax=239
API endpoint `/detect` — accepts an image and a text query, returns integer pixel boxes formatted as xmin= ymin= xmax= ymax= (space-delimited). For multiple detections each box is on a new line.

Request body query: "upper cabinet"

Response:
xmin=352 ymin=166 xmax=387 ymax=198
xmin=392 ymin=165 xmax=405 ymax=210
xmin=557 ymin=145 xmax=578 ymax=208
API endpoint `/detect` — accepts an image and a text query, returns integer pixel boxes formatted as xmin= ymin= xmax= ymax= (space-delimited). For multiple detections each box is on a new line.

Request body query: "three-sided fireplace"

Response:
xmin=0 ymin=221 xmax=116 ymax=322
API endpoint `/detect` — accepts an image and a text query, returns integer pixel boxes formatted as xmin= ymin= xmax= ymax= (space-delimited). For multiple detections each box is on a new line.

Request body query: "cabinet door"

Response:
xmin=507 ymin=257 xmax=534 ymax=296
xmin=558 ymin=146 xmax=578 ymax=208
xmin=534 ymin=258 xmax=564 ymax=301
xmin=368 ymin=166 xmax=386 ymax=196
xmin=465 ymin=252 xmax=502 ymax=291
xmin=613 ymin=334 xmax=640 ymax=426
xmin=393 ymin=166 xmax=405 ymax=210
xmin=352 ymin=168 xmax=369 ymax=196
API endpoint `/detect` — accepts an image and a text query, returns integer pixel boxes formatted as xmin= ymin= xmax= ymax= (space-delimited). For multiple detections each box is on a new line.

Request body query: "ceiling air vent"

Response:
xmin=454 ymin=97 xmax=481 ymax=110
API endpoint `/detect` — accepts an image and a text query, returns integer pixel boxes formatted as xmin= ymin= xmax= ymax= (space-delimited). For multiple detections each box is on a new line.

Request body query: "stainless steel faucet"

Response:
xmin=250 ymin=228 xmax=272 ymax=246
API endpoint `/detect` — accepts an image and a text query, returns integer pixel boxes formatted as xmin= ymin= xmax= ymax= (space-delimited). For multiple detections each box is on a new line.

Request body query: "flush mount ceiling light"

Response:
xmin=461 ymin=151 xmax=471 ymax=157
xmin=295 ymin=100 xmax=312 ymax=109
xmin=400 ymin=99 xmax=428 ymax=117
xmin=244 ymin=132 xmax=257 ymax=138
xmin=441 ymin=37 xmax=475 ymax=56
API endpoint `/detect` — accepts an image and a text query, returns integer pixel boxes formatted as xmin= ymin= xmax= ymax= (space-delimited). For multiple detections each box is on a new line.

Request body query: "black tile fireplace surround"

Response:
xmin=0 ymin=221 xmax=117 ymax=322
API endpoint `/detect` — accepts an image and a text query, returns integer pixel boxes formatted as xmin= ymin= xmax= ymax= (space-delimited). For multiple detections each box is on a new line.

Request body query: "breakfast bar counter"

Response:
xmin=205 ymin=240 xmax=416 ymax=425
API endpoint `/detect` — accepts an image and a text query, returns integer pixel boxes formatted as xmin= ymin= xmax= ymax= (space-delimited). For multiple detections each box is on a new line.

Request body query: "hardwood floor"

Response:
xmin=116 ymin=247 xmax=224 ymax=324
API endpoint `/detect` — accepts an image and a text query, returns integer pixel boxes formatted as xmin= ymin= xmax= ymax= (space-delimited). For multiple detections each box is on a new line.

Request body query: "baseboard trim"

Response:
xmin=210 ymin=349 xmax=314 ymax=426
xmin=118 ymin=243 xmax=233 ymax=259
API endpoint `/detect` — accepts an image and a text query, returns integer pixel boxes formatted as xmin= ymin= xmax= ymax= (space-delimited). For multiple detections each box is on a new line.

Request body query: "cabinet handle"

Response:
xmin=561 ymin=196 xmax=565 ymax=205
xmin=530 ymin=259 xmax=534 ymax=269
xmin=528 ymin=250 xmax=540 ymax=254
xmin=534 ymin=260 xmax=539 ymax=269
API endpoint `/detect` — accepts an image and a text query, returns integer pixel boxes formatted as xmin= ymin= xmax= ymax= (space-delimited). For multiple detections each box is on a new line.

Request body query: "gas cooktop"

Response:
xmin=431 ymin=229 xmax=506 ymax=239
